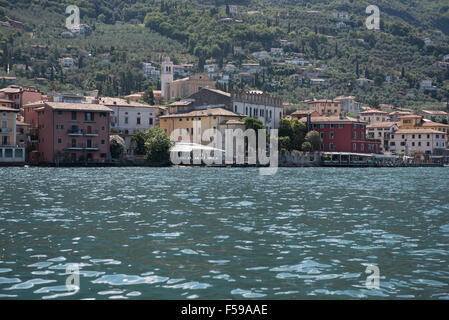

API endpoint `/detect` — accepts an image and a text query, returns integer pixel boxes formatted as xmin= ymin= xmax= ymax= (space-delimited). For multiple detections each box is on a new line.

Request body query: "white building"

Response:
xmin=99 ymin=97 xmax=162 ymax=154
xmin=366 ymin=122 xmax=399 ymax=152
xmin=142 ymin=62 xmax=160 ymax=79
xmin=333 ymin=12 xmax=349 ymax=20
xmin=360 ymin=109 xmax=390 ymax=123
xmin=335 ymin=96 xmax=363 ymax=114
xmin=204 ymin=64 xmax=218 ymax=73
xmin=420 ymin=80 xmax=436 ymax=91
xmin=232 ymin=91 xmax=283 ymax=130
xmin=390 ymin=129 xmax=446 ymax=155
xmin=60 ymin=57 xmax=74 ymax=68
xmin=251 ymin=51 xmax=271 ymax=60
xmin=270 ymin=48 xmax=284 ymax=57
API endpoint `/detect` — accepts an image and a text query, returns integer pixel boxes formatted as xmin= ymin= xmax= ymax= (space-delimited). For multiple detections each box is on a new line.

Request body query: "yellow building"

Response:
xmin=303 ymin=99 xmax=342 ymax=116
xmin=160 ymin=108 xmax=245 ymax=147
xmin=0 ymin=106 xmax=25 ymax=162
xmin=399 ymin=114 xmax=449 ymax=143
xmin=165 ymin=74 xmax=215 ymax=102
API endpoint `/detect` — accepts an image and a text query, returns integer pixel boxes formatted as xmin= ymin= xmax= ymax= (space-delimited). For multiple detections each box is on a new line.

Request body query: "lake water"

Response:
xmin=0 ymin=167 xmax=448 ymax=299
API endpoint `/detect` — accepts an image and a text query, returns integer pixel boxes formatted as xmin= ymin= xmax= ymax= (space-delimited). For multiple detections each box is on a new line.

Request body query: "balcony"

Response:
xmin=67 ymin=129 xmax=99 ymax=137
xmin=67 ymin=129 xmax=84 ymax=136
xmin=65 ymin=142 xmax=100 ymax=151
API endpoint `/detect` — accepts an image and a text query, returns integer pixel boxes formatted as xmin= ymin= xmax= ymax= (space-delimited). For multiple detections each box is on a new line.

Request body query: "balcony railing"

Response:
xmin=67 ymin=129 xmax=84 ymax=136
xmin=67 ymin=129 xmax=99 ymax=136
xmin=65 ymin=142 xmax=100 ymax=151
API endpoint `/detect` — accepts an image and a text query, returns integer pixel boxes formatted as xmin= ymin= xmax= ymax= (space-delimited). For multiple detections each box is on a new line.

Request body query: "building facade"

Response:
xmin=160 ymin=108 xmax=245 ymax=149
xmin=99 ymin=98 xmax=162 ymax=154
xmin=0 ymin=106 xmax=25 ymax=162
xmin=366 ymin=122 xmax=399 ymax=153
xmin=359 ymin=109 xmax=390 ymax=123
xmin=301 ymin=116 xmax=381 ymax=154
xmin=335 ymin=96 xmax=363 ymax=114
xmin=304 ymin=100 xmax=342 ymax=116
xmin=232 ymin=91 xmax=283 ymax=130
xmin=35 ymin=102 xmax=112 ymax=163
xmin=390 ymin=129 xmax=446 ymax=155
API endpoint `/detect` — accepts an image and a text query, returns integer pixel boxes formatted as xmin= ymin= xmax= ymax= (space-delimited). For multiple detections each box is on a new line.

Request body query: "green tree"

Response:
xmin=110 ymin=135 xmax=125 ymax=159
xmin=142 ymin=88 xmax=155 ymax=105
xmin=132 ymin=127 xmax=173 ymax=163
xmin=244 ymin=117 xmax=264 ymax=131
xmin=305 ymin=131 xmax=322 ymax=151
xmin=301 ymin=141 xmax=312 ymax=152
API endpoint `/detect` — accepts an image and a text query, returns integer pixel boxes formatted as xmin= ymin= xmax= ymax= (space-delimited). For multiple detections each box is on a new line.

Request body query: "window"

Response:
xmin=330 ymin=132 xmax=335 ymax=139
xmin=137 ymin=117 xmax=141 ymax=125
xmin=71 ymin=111 xmax=77 ymax=120
xmin=71 ymin=139 xmax=76 ymax=147
xmin=87 ymin=140 xmax=92 ymax=148
xmin=338 ymin=124 xmax=344 ymax=128
xmin=353 ymin=131 xmax=357 ymax=139
xmin=125 ymin=117 xmax=128 ymax=124
xmin=149 ymin=118 xmax=153 ymax=125
xmin=58 ymin=138 xmax=62 ymax=144
xmin=353 ymin=143 xmax=357 ymax=151
xmin=58 ymin=111 xmax=62 ymax=115
xmin=329 ymin=143 xmax=334 ymax=150
xmin=101 ymin=140 xmax=105 ymax=145
xmin=85 ymin=112 xmax=94 ymax=121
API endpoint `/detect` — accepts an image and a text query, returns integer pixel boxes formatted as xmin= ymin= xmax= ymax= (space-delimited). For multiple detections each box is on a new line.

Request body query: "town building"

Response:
xmin=335 ymin=96 xmax=363 ymax=114
xmin=160 ymin=107 xmax=245 ymax=149
xmin=398 ymin=114 xmax=449 ymax=145
xmin=359 ymin=109 xmax=390 ymax=123
xmin=99 ymin=97 xmax=162 ymax=154
xmin=60 ymin=57 xmax=75 ymax=68
xmin=366 ymin=122 xmax=399 ymax=153
xmin=300 ymin=116 xmax=381 ymax=154
xmin=290 ymin=110 xmax=320 ymax=120
xmin=419 ymin=110 xmax=448 ymax=122
xmin=303 ymin=99 xmax=342 ymax=116
xmin=389 ymin=111 xmax=413 ymax=122
xmin=420 ymin=80 xmax=436 ymax=91
xmin=232 ymin=91 xmax=283 ymax=130
xmin=0 ymin=85 xmax=43 ymax=109
xmin=390 ymin=129 xmax=446 ymax=156
xmin=34 ymin=102 xmax=112 ymax=163
xmin=142 ymin=62 xmax=160 ymax=79
xmin=161 ymin=57 xmax=215 ymax=102
xmin=0 ymin=106 xmax=25 ymax=162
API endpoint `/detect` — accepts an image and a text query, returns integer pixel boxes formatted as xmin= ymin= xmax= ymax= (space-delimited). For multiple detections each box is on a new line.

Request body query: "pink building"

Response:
xmin=35 ymin=102 xmax=112 ymax=163
xmin=0 ymin=85 xmax=43 ymax=109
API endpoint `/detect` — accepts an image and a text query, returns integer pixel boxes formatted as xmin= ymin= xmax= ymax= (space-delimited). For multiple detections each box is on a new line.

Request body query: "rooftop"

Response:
xmin=161 ymin=108 xmax=242 ymax=119
xmin=44 ymin=102 xmax=113 ymax=112
xmin=299 ymin=116 xmax=365 ymax=124
xmin=395 ymin=129 xmax=444 ymax=134
xmin=0 ymin=106 xmax=19 ymax=112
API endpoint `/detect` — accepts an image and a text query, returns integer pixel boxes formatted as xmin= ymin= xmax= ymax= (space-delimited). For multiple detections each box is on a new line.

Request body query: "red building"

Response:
xmin=33 ymin=102 xmax=112 ymax=163
xmin=300 ymin=116 xmax=381 ymax=154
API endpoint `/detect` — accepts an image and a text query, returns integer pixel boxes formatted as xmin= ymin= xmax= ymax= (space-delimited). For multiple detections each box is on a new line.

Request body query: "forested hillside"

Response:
xmin=1 ymin=0 xmax=449 ymax=110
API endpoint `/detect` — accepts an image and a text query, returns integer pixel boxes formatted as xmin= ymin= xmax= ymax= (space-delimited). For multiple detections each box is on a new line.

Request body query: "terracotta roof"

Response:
xmin=99 ymin=97 xmax=155 ymax=108
xmin=169 ymin=100 xmax=193 ymax=106
xmin=421 ymin=120 xmax=449 ymax=128
xmin=399 ymin=114 xmax=422 ymax=119
xmin=0 ymin=98 xmax=13 ymax=103
xmin=360 ymin=109 xmax=389 ymax=114
xmin=421 ymin=110 xmax=448 ymax=115
xmin=367 ymin=122 xmax=398 ymax=128
xmin=23 ymin=100 xmax=47 ymax=108
xmin=0 ymin=87 xmax=21 ymax=94
xmin=202 ymin=88 xmax=231 ymax=97
xmin=0 ymin=106 xmax=19 ymax=112
xmin=299 ymin=116 xmax=364 ymax=123
xmin=395 ymin=129 xmax=444 ymax=134
xmin=45 ymin=102 xmax=113 ymax=112
xmin=161 ymin=108 xmax=242 ymax=118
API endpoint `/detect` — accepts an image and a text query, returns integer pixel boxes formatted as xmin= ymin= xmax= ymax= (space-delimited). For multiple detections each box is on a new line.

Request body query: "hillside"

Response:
xmin=1 ymin=0 xmax=449 ymax=111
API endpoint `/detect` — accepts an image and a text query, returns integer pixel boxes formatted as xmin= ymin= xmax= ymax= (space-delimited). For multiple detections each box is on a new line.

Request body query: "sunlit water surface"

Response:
xmin=0 ymin=167 xmax=448 ymax=299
